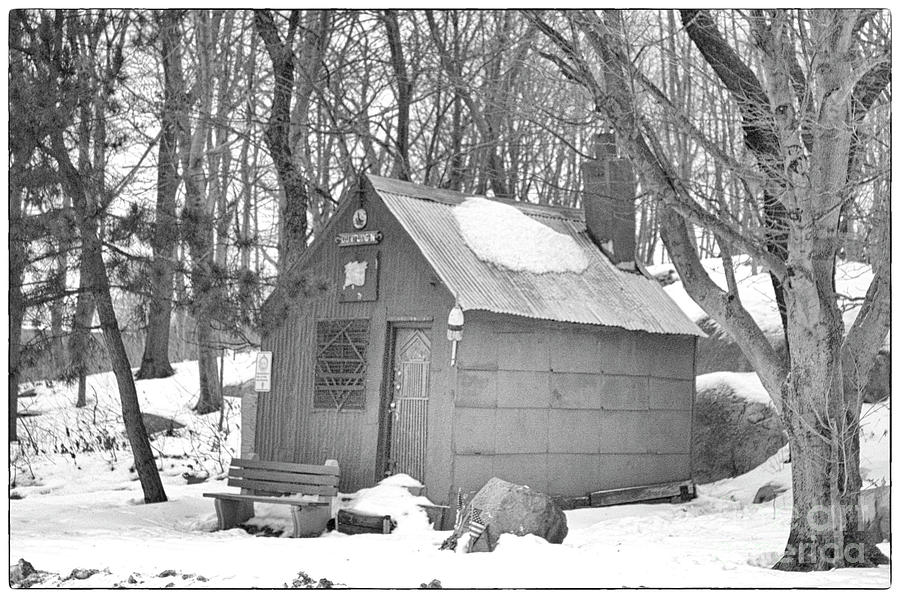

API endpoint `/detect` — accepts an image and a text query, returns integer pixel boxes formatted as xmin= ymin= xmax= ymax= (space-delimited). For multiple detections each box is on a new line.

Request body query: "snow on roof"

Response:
xmin=453 ymin=197 xmax=589 ymax=275
xmin=368 ymin=175 xmax=704 ymax=337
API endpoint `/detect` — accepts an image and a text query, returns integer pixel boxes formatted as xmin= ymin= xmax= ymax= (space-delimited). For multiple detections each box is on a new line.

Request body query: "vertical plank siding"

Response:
xmin=256 ymin=190 xmax=454 ymax=495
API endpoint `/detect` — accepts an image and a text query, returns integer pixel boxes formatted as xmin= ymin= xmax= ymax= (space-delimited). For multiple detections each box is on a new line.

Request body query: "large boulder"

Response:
xmin=441 ymin=477 xmax=567 ymax=553
xmin=692 ymin=373 xmax=788 ymax=484
xmin=844 ymin=348 xmax=891 ymax=404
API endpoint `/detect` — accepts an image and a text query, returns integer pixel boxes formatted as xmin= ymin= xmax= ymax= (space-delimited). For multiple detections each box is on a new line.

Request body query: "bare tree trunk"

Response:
xmin=777 ymin=387 xmax=873 ymax=570
xmin=51 ymin=120 xmax=167 ymax=502
xmin=49 ymin=195 xmax=71 ymax=379
xmin=137 ymin=10 xmax=183 ymax=380
xmin=70 ymin=260 xmax=95 ymax=408
xmin=8 ymin=141 xmax=28 ymax=441
xmin=254 ymin=9 xmax=310 ymax=272
xmin=427 ymin=10 xmax=509 ymax=197
xmin=775 ymin=283 xmax=882 ymax=569
xmin=529 ymin=9 xmax=890 ymax=570
xmin=8 ymin=261 xmax=24 ymax=441
xmin=182 ymin=10 xmax=223 ymax=415
xmin=67 ymin=66 xmax=99 ymax=405
xmin=82 ymin=227 xmax=168 ymax=503
xmin=238 ymin=130 xmax=255 ymax=273
xmin=447 ymin=14 xmax=464 ymax=191
xmin=192 ymin=315 xmax=223 ymax=415
xmin=383 ymin=9 xmax=412 ymax=181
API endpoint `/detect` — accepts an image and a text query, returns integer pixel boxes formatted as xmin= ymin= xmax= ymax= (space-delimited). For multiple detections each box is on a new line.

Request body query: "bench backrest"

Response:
xmin=228 ymin=458 xmax=340 ymax=497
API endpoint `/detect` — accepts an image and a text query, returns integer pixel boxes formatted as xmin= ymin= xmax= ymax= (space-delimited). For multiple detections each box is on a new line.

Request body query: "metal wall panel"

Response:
xmin=451 ymin=312 xmax=695 ymax=499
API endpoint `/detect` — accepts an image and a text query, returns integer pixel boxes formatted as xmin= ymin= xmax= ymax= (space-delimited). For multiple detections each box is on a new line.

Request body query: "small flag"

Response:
xmin=468 ymin=507 xmax=487 ymax=541
xmin=455 ymin=489 xmax=464 ymax=528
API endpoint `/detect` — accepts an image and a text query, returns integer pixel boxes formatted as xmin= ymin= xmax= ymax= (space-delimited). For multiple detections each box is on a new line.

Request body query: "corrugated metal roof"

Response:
xmin=368 ymin=175 xmax=704 ymax=337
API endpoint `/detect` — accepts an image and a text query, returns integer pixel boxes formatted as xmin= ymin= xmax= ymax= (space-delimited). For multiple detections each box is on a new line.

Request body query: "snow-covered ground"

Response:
xmin=9 ymin=358 xmax=890 ymax=588
xmin=13 ymin=353 xmax=257 ymax=490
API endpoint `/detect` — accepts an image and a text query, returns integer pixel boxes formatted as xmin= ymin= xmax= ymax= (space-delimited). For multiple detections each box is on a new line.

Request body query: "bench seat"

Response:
xmin=204 ymin=458 xmax=339 ymax=538
xmin=202 ymin=493 xmax=330 ymax=507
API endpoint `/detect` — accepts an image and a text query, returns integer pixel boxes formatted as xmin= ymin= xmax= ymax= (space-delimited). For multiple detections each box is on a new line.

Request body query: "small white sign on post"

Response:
xmin=254 ymin=351 xmax=273 ymax=393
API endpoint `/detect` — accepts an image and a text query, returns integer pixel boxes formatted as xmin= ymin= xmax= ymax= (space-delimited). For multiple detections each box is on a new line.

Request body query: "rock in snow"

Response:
xmin=752 ymin=483 xmax=788 ymax=504
xmin=67 ymin=568 xmax=100 ymax=580
xmin=692 ymin=372 xmax=787 ymax=484
xmin=443 ymin=477 xmax=568 ymax=553
xmin=10 ymin=558 xmax=37 ymax=584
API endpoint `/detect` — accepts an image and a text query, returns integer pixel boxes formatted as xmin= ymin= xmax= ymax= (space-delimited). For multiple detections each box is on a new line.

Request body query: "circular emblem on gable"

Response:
xmin=352 ymin=208 xmax=368 ymax=230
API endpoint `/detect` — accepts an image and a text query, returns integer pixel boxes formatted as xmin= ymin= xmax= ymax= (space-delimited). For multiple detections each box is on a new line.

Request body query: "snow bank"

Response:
xmin=378 ymin=473 xmax=424 ymax=488
xmin=453 ymin=197 xmax=588 ymax=274
xmin=18 ymin=352 xmax=256 ymax=423
xmin=344 ymin=483 xmax=434 ymax=536
xmin=696 ymin=371 xmax=771 ymax=405
xmin=858 ymin=402 xmax=890 ymax=487
xmin=12 ymin=352 xmax=257 ymax=496
xmin=10 ymin=447 xmax=891 ymax=587
xmin=654 ymin=256 xmax=885 ymax=344
xmin=9 ymin=354 xmax=891 ymax=588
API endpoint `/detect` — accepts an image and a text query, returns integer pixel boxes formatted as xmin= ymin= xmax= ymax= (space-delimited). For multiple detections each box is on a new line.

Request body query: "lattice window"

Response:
xmin=314 ymin=319 xmax=369 ymax=410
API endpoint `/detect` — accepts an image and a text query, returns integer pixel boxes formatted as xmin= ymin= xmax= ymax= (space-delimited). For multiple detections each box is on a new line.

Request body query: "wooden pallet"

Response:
xmin=589 ymin=480 xmax=695 ymax=508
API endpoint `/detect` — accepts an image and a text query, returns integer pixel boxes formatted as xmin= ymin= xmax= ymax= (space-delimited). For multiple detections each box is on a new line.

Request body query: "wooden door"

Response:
xmin=384 ymin=327 xmax=431 ymax=483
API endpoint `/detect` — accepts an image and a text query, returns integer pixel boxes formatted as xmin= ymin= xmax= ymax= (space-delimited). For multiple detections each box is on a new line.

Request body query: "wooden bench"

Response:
xmin=204 ymin=458 xmax=340 ymax=538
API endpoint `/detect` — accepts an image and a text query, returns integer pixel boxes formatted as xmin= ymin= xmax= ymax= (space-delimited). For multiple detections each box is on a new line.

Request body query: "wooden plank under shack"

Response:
xmin=337 ymin=509 xmax=394 ymax=535
xmin=589 ymin=480 xmax=695 ymax=508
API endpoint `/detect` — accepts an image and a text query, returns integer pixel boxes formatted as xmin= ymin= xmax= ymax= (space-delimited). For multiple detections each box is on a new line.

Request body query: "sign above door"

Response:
xmin=335 ymin=231 xmax=382 ymax=247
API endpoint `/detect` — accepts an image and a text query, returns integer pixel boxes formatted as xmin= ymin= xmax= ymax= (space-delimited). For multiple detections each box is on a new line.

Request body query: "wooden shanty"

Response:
xmin=246 ymin=142 xmax=704 ymax=519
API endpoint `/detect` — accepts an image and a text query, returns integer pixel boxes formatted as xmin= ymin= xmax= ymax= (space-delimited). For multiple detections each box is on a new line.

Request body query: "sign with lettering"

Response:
xmin=335 ymin=231 xmax=382 ymax=247
xmin=254 ymin=351 xmax=273 ymax=393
